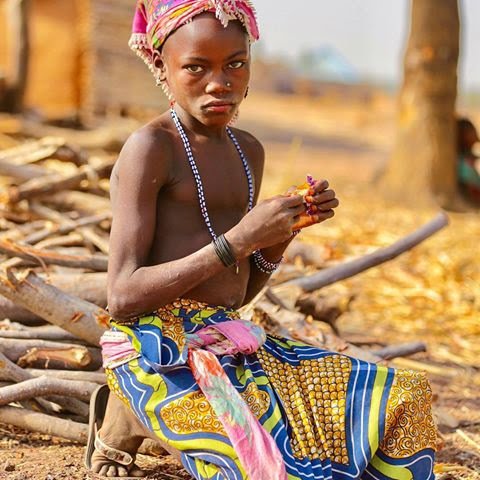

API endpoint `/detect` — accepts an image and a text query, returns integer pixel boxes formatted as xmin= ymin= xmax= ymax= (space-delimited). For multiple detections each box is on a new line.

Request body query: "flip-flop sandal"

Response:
xmin=84 ymin=384 xmax=145 ymax=479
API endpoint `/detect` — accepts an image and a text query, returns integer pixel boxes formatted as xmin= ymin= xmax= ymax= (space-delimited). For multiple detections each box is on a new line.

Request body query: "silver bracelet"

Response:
xmin=253 ymin=250 xmax=283 ymax=275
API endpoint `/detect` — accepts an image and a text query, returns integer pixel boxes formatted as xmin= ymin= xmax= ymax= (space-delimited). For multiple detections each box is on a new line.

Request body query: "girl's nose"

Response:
xmin=205 ymin=74 xmax=232 ymax=94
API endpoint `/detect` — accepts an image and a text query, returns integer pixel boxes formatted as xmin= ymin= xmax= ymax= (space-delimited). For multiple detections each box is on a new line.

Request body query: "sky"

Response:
xmin=254 ymin=0 xmax=480 ymax=93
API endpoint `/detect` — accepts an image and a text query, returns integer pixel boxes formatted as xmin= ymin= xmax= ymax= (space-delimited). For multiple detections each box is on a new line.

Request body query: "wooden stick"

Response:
xmin=0 ymin=377 xmax=97 ymax=404
xmin=0 ymin=137 xmax=65 ymax=164
xmin=29 ymin=203 xmax=110 ymax=254
xmin=286 ymin=212 xmax=449 ymax=292
xmin=0 ymin=406 xmax=169 ymax=452
xmin=6 ymin=160 xmax=115 ymax=203
xmin=24 ymin=210 xmax=111 ymax=246
xmin=0 ymin=406 xmax=88 ymax=443
xmin=0 ymin=207 xmax=31 ymax=224
xmin=25 ymin=369 xmax=106 ymax=384
xmin=0 ymin=239 xmax=108 ymax=271
xmin=0 ymin=338 xmax=102 ymax=370
xmin=0 ymin=323 xmax=80 ymax=342
xmin=0 ymin=158 xmax=54 ymax=181
xmin=373 ymin=342 xmax=427 ymax=360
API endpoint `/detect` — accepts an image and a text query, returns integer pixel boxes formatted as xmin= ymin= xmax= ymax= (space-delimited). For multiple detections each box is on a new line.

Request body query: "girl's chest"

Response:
xmin=167 ymin=148 xmax=253 ymax=212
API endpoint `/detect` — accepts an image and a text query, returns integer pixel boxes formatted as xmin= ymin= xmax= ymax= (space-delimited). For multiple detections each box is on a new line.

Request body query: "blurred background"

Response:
xmin=0 ymin=1 xmax=479 ymax=478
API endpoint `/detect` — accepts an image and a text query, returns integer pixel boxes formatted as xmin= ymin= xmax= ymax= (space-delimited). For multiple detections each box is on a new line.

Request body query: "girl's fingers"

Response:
xmin=311 ymin=210 xmax=335 ymax=223
xmin=317 ymin=198 xmax=340 ymax=211
xmin=313 ymin=179 xmax=329 ymax=193
xmin=307 ymin=189 xmax=337 ymax=204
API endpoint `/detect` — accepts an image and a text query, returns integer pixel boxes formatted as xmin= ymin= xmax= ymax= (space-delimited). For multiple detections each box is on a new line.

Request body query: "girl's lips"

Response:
xmin=203 ymin=103 xmax=235 ymax=113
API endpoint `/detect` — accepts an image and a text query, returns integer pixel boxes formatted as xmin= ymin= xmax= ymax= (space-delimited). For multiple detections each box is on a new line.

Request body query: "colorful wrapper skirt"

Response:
xmin=102 ymin=299 xmax=437 ymax=480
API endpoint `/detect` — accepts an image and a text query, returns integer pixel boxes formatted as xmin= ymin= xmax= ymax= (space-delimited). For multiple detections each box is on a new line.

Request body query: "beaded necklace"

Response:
xmin=170 ymin=108 xmax=254 ymax=241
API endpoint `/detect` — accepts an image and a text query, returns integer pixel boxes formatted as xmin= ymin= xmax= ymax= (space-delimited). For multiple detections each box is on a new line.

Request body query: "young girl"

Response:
xmin=86 ymin=1 xmax=437 ymax=478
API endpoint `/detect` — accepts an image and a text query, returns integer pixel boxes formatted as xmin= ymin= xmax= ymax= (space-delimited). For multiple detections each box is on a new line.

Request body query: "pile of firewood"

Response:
xmin=0 ymin=135 xmax=448 ymax=448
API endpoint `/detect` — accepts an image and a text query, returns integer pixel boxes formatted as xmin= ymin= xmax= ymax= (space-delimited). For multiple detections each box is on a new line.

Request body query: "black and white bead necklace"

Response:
xmin=170 ymin=108 xmax=254 ymax=240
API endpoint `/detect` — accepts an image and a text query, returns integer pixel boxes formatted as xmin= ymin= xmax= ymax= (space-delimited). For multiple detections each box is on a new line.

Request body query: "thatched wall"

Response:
xmin=89 ymin=0 xmax=167 ymax=115
xmin=0 ymin=0 xmax=167 ymax=118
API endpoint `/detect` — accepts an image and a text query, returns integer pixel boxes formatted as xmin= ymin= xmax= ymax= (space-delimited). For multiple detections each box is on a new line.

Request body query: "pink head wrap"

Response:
xmin=129 ymin=0 xmax=260 ymax=76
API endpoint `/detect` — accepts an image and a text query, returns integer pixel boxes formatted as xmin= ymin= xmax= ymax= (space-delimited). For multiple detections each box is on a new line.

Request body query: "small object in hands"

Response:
xmin=213 ymin=234 xmax=239 ymax=274
xmin=253 ymin=250 xmax=283 ymax=275
xmin=288 ymin=174 xmax=318 ymax=232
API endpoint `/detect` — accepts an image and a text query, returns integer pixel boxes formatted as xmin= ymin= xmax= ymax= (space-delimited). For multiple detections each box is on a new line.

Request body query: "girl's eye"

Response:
xmin=228 ymin=61 xmax=245 ymax=69
xmin=186 ymin=65 xmax=204 ymax=73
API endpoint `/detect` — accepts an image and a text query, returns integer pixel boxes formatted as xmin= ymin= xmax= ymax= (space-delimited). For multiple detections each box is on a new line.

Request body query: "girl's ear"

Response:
xmin=152 ymin=51 xmax=167 ymax=82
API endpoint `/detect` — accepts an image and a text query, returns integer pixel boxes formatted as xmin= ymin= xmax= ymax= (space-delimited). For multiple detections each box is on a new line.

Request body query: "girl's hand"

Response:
xmin=227 ymin=194 xmax=306 ymax=254
xmin=291 ymin=179 xmax=339 ymax=231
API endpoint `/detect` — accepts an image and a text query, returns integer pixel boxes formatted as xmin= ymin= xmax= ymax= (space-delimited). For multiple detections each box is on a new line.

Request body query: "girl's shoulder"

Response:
xmin=113 ymin=113 xmax=177 ymax=184
xmin=228 ymin=127 xmax=265 ymax=163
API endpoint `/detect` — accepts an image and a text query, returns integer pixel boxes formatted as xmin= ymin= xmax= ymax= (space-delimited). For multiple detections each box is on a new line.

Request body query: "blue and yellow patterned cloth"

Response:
xmin=104 ymin=299 xmax=437 ymax=480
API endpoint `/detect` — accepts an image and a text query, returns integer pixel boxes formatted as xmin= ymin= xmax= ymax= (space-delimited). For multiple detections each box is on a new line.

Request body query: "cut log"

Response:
xmin=0 ymin=239 xmax=108 ymax=271
xmin=6 ymin=160 xmax=115 ymax=203
xmin=0 ymin=350 xmax=89 ymax=416
xmin=0 ymin=270 xmax=108 ymax=345
xmin=295 ymin=293 xmax=355 ymax=335
xmin=286 ymin=212 xmax=449 ymax=292
xmin=41 ymin=190 xmax=111 ymax=214
xmin=0 ymin=338 xmax=102 ymax=370
xmin=0 ymin=377 xmax=97 ymax=404
xmin=284 ymin=240 xmax=329 ymax=268
xmin=0 ymin=406 xmax=88 ymax=443
xmin=0 ymin=272 xmax=107 ymax=324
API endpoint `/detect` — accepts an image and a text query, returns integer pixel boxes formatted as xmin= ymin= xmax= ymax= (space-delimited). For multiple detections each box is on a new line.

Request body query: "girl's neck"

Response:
xmin=172 ymin=105 xmax=230 ymax=141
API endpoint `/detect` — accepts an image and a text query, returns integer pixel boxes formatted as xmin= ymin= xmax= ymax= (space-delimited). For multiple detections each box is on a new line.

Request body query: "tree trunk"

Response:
xmin=4 ymin=0 xmax=30 ymax=112
xmin=380 ymin=0 xmax=460 ymax=207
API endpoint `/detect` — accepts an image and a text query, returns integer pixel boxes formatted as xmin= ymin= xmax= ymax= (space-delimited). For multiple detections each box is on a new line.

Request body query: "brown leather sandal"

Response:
xmin=84 ymin=384 xmax=145 ymax=479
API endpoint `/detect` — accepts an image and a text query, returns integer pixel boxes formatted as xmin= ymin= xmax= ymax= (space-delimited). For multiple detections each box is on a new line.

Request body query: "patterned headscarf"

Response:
xmin=129 ymin=0 xmax=259 ymax=75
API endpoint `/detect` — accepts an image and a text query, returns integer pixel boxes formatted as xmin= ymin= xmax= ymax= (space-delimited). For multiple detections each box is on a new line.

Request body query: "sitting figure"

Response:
xmin=457 ymin=117 xmax=480 ymax=204
xmin=84 ymin=1 xmax=437 ymax=478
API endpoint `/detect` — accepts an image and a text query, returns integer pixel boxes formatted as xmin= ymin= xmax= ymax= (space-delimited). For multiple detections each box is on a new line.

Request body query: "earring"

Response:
xmin=155 ymin=73 xmax=175 ymax=103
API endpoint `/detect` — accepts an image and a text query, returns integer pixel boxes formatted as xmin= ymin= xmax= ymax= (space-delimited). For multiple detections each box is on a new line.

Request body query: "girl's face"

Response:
xmin=156 ymin=13 xmax=251 ymax=128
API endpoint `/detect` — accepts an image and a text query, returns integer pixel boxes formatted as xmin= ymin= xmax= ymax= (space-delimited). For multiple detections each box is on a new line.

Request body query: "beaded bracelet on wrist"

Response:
xmin=253 ymin=250 xmax=283 ymax=275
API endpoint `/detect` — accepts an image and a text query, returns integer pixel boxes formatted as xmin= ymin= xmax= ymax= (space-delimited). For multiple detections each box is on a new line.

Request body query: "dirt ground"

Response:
xmin=1 ymin=92 xmax=480 ymax=479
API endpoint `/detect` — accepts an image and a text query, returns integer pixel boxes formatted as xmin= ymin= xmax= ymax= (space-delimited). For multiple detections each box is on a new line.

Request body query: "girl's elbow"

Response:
xmin=107 ymin=288 xmax=141 ymax=320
